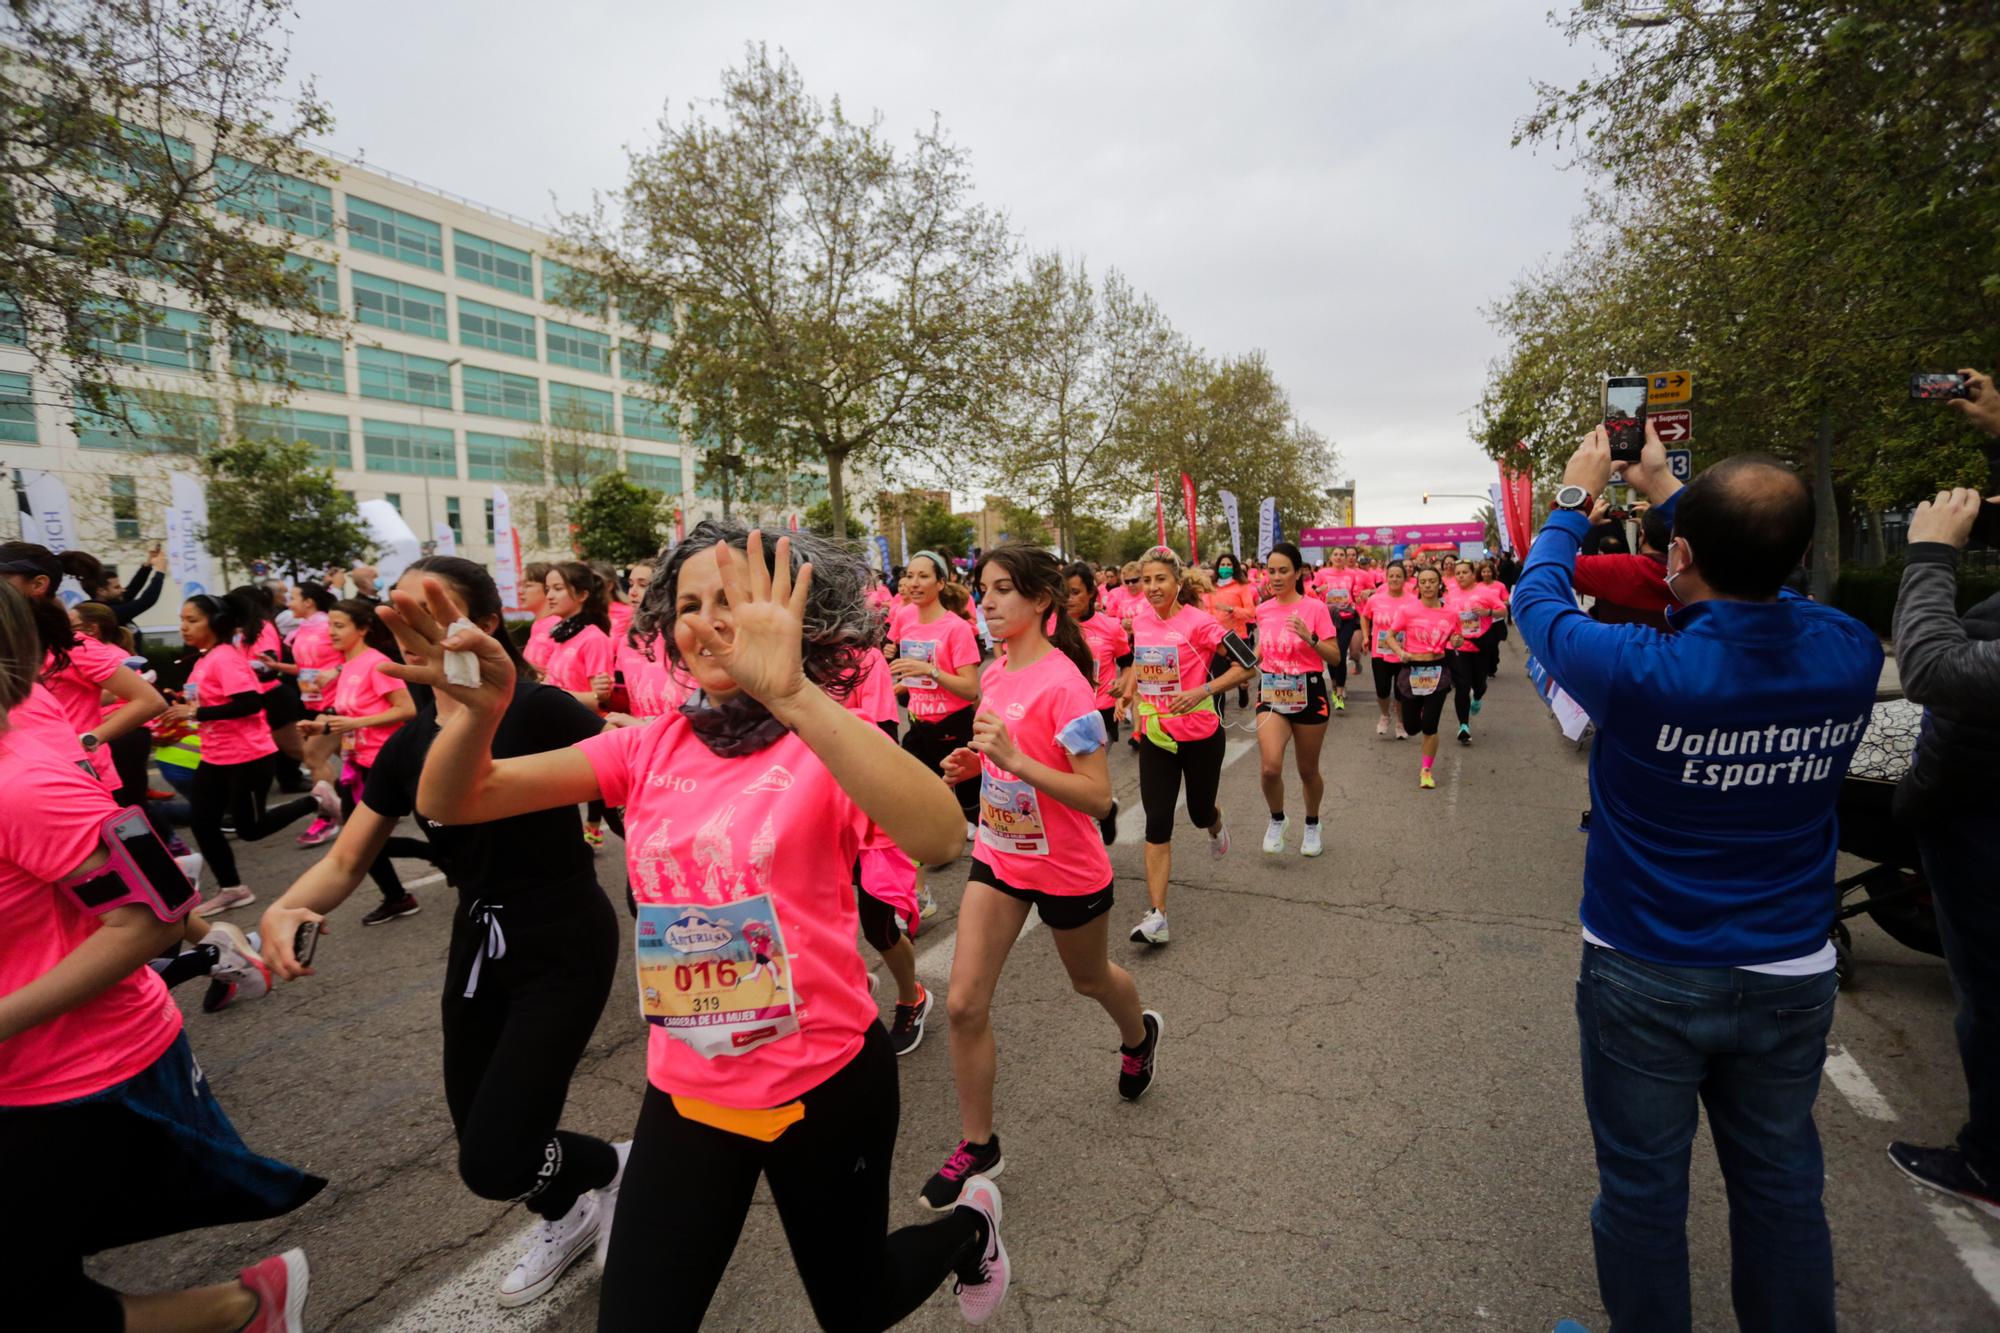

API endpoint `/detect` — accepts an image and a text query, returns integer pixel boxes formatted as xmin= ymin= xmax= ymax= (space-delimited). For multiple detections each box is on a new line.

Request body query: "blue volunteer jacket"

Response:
xmin=1516 ymin=497 xmax=1882 ymax=967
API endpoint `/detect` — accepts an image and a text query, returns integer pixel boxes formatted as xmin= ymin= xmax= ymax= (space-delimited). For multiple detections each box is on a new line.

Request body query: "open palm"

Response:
xmin=377 ymin=575 xmax=517 ymax=713
xmin=682 ymin=531 xmax=811 ymax=708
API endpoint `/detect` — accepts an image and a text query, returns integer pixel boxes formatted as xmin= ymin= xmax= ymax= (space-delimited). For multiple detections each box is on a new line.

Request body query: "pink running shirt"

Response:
xmin=1075 ymin=613 xmax=1131 ymax=710
xmin=1365 ymin=589 xmax=1418 ymax=662
xmin=545 ymin=623 xmax=614 ymax=697
xmin=615 ymin=633 xmax=688 ymax=719
xmin=1390 ymin=602 xmax=1462 ymax=659
xmin=1128 ymin=601 xmax=1227 ymax=743
xmin=42 ymin=635 xmax=129 ymax=736
xmin=1254 ymin=596 xmax=1336 ymax=675
xmin=608 ymin=601 xmax=633 ymax=642
xmin=1445 ymin=585 xmax=1499 ymax=652
xmin=243 ymin=621 xmax=283 ymax=694
xmin=971 ymin=649 xmax=1112 ymax=894
xmin=10 ymin=683 xmax=117 ymax=790
xmin=187 ymin=644 xmax=277 ymax=765
xmin=888 ymin=603 xmax=978 ymax=722
xmin=288 ymin=613 xmax=342 ymax=709
xmin=846 ymin=648 xmax=900 ymax=727
xmin=329 ymin=647 xmax=404 ymax=769
xmin=523 ymin=615 xmax=558 ymax=670
xmin=0 ymin=732 xmax=182 ymax=1106
xmin=577 ymin=716 xmax=874 ymax=1109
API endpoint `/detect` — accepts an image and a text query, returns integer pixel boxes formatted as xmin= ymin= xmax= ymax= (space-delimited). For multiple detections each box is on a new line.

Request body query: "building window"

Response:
xmin=548 ymin=381 xmax=613 ymax=433
xmin=233 ymin=328 xmax=345 ymax=394
xmin=357 ymin=346 xmax=452 ymax=408
xmin=0 ymin=295 xmax=24 ymax=346
xmin=445 ymin=495 xmax=463 ymax=544
xmin=541 ymin=258 xmax=605 ymax=316
xmin=0 ymin=371 xmax=35 ymax=444
xmin=461 ymin=366 xmax=540 ymax=423
xmin=621 ymin=395 xmax=678 ymax=443
xmin=535 ymin=500 xmax=550 ymax=545
xmin=455 ymin=231 xmax=534 ymax=296
xmin=484 ymin=497 xmax=495 ymax=543
xmin=109 ymin=475 xmax=140 ymax=539
xmin=626 ymin=450 xmax=682 ymax=494
xmin=459 ymin=298 xmax=537 ymax=360
xmin=385 ymin=492 xmax=401 ymax=513
xmin=286 ymin=254 xmax=341 ymax=314
xmin=346 ymin=196 xmax=444 ymax=270
xmin=235 ymin=406 xmax=352 ymax=469
xmin=362 ymin=419 xmax=456 ymax=477
xmin=546 ymin=321 xmax=610 ymax=374
xmin=73 ymin=391 xmax=218 ymax=455
xmin=87 ymin=302 xmax=210 ymax=372
xmin=215 ymin=157 xmax=335 ymax=237
xmin=351 ymin=272 xmax=447 ymax=340
xmin=619 ymin=339 xmax=665 ymax=383
xmin=466 ymin=431 xmax=539 ymax=481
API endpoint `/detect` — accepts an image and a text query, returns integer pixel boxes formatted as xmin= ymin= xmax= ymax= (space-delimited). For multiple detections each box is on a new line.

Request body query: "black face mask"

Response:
xmin=678 ymin=689 xmax=790 ymax=758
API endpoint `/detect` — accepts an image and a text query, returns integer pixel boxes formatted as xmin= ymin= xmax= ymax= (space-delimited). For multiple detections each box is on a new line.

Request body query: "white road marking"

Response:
xmin=381 ymin=1216 xmax=595 ymax=1332
xmin=402 ymin=871 xmax=448 ymax=889
xmin=1823 ymin=1044 xmax=1897 ymax=1121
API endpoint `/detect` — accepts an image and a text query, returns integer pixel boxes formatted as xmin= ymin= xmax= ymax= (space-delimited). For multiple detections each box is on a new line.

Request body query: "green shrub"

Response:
xmin=1834 ymin=561 xmax=2000 ymax=637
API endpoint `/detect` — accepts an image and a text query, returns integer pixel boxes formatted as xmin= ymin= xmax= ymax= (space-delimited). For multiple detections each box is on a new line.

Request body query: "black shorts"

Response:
xmin=1255 ymin=670 xmax=1330 ymax=724
xmin=968 ymin=858 xmax=1113 ymax=931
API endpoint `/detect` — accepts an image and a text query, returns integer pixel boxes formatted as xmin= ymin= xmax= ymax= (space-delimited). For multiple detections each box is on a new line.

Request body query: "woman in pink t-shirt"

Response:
xmin=377 ymin=523 xmax=1011 ymax=1327
xmin=1359 ymin=562 xmax=1417 ymax=738
xmin=1117 ymin=546 xmax=1254 ymax=947
xmin=1390 ymin=567 xmax=1465 ymax=789
xmin=1064 ymin=561 xmax=1132 ymax=762
xmin=520 ymin=561 xmax=558 ymax=670
xmin=158 ymin=593 xmax=338 ymax=914
xmin=1445 ymin=560 xmax=1503 ymax=746
xmin=1251 ymin=543 xmax=1341 ymax=858
xmin=280 ymin=583 xmax=346 ymax=843
xmin=301 ymin=600 xmax=421 ymax=923
xmin=542 ymin=561 xmax=617 ymax=847
xmin=0 ymin=582 xmax=322 ymax=1329
xmin=888 ymin=550 xmax=983 ymax=831
xmin=921 ymin=545 xmax=1162 ymax=1210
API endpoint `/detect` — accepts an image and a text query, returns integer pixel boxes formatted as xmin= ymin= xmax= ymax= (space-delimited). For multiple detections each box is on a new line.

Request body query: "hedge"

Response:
xmin=1833 ymin=561 xmax=2000 ymax=637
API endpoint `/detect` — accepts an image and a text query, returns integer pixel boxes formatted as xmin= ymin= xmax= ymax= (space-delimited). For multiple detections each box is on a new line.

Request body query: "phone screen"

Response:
xmin=1605 ymin=381 xmax=1647 ymax=418
xmin=111 ymin=810 xmax=197 ymax=911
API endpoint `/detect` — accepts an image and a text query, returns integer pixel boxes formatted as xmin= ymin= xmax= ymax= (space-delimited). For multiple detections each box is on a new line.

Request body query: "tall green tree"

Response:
xmin=0 ymin=0 xmax=338 ymax=416
xmin=906 ymin=498 xmax=973 ymax=557
xmin=563 ymin=45 xmax=1015 ymax=540
xmin=572 ymin=473 xmax=670 ymax=565
xmin=199 ymin=436 xmax=367 ymax=580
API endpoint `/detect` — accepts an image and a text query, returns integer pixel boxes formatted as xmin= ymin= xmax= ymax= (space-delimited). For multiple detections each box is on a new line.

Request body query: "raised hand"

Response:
xmin=680 ymin=531 xmax=812 ymax=708
xmin=376 ymin=575 xmax=517 ymax=713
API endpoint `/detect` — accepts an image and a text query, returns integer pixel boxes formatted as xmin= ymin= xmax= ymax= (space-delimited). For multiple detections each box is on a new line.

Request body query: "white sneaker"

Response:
xmin=1129 ymin=909 xmax=1169 ymax=946
xmin=1262 ymin=816 xmax=1288 ymax=855
xmin=1209 ymin=814 xmax=1230 ymax=859
xmin=1301 ymin=823 xmax=1324 ymax=858
xmin=205 ymin=922 xmax=271 ymax=1001
xmin=174 ymin=851 xmax=205 ymax=885
xmin=195 ymin=884 xmax=255 ymax=916
xmin=953 ymin=1174 xmax=1010 ymax=1326
xmin=498 ymin=1191 xmax=601 ymax=1308
xmin=592 ymin=1139 xmax=634 ymax=1275
xmin=310 ymin=779 xmax=342 ymax=823
xmin=1375 ymin=716 xmax=1390 ymax=738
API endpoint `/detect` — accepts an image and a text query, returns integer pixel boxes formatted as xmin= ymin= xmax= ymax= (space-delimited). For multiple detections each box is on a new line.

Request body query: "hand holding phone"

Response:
xmin=1604 ymin=375 xmax=1649 ymax=464
xmin=1912 ymin=372 xmax=1972 ymax=402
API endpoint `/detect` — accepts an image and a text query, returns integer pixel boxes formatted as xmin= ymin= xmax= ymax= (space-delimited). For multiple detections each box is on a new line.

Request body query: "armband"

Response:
xmin=55 ymin=808 xmax=196 ymax=924
xmin=1221 ymin=632 xmax=1258 ymax=671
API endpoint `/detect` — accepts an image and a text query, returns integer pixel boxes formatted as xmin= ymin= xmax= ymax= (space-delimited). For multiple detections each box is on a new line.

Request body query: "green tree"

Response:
xmin=1 ymin=0 xmax=338 ymax=417
xmin=572 ymin=473 xmax=670 ymax=565
xmin=564 ymin=45 xmax=1014 ymax=540
xmin=804 ymin=495 xmax=859 ymax=537
xmin=199 ymin=436 xmax=367 ymax=580
xmin=906 ymin=498 xmax=973 ymax=557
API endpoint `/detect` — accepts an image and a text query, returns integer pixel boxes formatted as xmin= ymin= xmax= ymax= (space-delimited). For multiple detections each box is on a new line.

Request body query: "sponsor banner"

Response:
xmin=1297 ymin=522 xmax=1484 ymax=547
xmin=358 ymin=499 xmax=422 ymax=587
xmin=1256 ymin=496 xmax=1278 ymax=561
xmin=492 ymin=487 xmax=519 ymax=610
xmin=432 ymin=521 xmax=457 ymax=556
xmin=1180 ymin=472 xmax=1198 ymax=561
xmin=164 ymin=471 xmax=214 ymax=602
xmin=1219 ymin=490 xmax=1243 ymax=560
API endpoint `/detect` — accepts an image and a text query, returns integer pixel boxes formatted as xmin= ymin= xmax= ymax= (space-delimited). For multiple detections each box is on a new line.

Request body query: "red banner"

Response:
xmin=675 ymin=507 xmax=685 ymax=543
xmin=1500 ymin=444 xmax=1534 ymax=556
xmin=1155 ymin=473 xmax=1167 ymax=546
xmin=1180 ymin=473 xmax=1199 ymax=562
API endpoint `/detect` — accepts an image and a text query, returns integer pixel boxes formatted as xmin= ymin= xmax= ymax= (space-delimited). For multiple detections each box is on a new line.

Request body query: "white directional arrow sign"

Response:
xmin=1651 ymin=409 xmax=1692 ymax=443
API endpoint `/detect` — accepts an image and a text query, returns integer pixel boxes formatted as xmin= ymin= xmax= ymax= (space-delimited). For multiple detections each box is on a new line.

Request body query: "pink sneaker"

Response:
xmin=295 ymin=817 xmax=334 ymax=847
xmin=195 ymin=885 xmax=256 ymax=916
xmin=953 ymin=1176 xmax=1009 ymax=1325
xmin=239 ymin=1248 xmax=310 ymax=1333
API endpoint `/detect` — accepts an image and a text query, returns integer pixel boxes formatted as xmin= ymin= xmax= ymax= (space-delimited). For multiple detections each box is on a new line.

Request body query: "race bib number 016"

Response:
xmin=1133 ymin=644 xmax=1180 ymax=697
xmin=900 ymin=638 xmax=938 ymax=688
xmin=635 ymin=895 xmax=799 ymax=1058
xmin=979 ymin=769 xmax=1049 ymax=855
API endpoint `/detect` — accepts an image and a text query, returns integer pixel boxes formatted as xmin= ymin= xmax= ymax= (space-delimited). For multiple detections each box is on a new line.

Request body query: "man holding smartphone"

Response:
xmin=1517 ymin=422 xmax=1880 ymax=1332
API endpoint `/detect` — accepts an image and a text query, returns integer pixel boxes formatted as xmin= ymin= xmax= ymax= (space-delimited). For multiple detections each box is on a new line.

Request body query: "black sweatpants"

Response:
xmin=903 ymin=709 xmax=978 ymax=824
xmin=1328 ymin=616 xmax=1359 ymax=690
xmin=443 ymin=888 xmax=621 ymax=1220
xmin=597 ymin=1025 xmax=982 ymax=1332
xmin=188 ymin=755 xmax=318 ymax=888
xmin=1138 ymin=728 xmax=1226 ymax=844
xmin=1451 ymin=650 xmax=1487 ymax=726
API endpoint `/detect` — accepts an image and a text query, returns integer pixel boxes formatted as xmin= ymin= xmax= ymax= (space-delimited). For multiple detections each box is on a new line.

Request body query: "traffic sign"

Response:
xmin=1651 ymin=409 xmax=1692 ymax=443
xmin=1666 ymin=449 xmax=1692 ymax=481
xmin=1647 ymin=371 xmax=1692 ymax=405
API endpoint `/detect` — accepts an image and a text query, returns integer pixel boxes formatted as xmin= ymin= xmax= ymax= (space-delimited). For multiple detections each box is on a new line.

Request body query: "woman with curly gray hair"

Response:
xmin=378 ymin=522 xmax=1015 ymax=1328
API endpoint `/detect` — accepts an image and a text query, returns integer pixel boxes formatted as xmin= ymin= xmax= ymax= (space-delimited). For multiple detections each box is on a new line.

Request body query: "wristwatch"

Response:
xmin=1553 ymin=484 xmax=1593 ymax=513
xmin=79 ymin=733 xmax=101 ymax=753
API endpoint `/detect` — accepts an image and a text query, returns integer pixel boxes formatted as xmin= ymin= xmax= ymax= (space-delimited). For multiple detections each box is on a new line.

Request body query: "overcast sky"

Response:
xmin=284 ymin=1 xmax=1601 ymax=529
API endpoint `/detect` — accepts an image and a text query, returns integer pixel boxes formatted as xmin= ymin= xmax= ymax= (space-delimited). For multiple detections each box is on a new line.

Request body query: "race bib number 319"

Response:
xmin=635 ymin=895 xmax=800 ymax=1059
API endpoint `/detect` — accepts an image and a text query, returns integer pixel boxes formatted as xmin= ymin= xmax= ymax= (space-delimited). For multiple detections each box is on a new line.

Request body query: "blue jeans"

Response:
xmin=1576 ymin=943 xmax=1838 ymax=1332
xmin=1915 ymin=806 xmax=2000 ymax=1179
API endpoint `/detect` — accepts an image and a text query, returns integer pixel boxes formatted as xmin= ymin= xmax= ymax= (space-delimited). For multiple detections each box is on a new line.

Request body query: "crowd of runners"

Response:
xmin=1 ymin=521 xmax=1522 ymax=1331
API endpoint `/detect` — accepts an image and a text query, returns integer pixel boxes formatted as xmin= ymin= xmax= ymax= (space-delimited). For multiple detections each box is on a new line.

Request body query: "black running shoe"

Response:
xmin=919 ymin=1135 xmax=1003 ymax=1211
xmin=1119 ymin=1010 xmax=1163 ymax=1102
xmin=361 ymin=894 xmax=421 ymax=926
xmin=1888 ymin=1141 xmax=2000 ymax=1219
xmin=889 ymin=985 xmax=932 ymax=1056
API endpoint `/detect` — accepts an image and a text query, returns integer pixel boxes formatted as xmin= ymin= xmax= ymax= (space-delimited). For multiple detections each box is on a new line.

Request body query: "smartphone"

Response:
xmin=68 ymin=810 xmax=199 ymax=915
xmin=1912 ymin=372 xmax=1972 ymax=402
xmin=294 ymin=920 xmax=320 ymax=967
xmin=1604 ymin=375 xmax=1649 ymax=463
xmin=1221 ymin=631 xmax=1258 ymax=671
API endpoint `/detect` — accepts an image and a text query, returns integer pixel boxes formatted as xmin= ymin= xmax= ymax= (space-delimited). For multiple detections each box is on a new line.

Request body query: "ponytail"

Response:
xmin=974 ymin=544 xmax=1096 ymax=686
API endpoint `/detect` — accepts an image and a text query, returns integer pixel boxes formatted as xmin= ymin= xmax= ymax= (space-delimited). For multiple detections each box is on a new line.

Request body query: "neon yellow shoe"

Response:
xmin=1419 ymin=770 xmax=1436 ymax=790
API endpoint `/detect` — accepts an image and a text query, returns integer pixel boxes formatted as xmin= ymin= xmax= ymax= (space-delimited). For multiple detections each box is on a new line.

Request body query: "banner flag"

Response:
xmin=492 ymin=487 xmax=519 ymax=611
xmin=1180 ymin=472 xmax=1199 ymax=561
xmin=1500 ymin=445 xmax=1534 ymax=556
xmin=1219 ymin=490 xmax=1243 ymax=560
xmin=899 ymin=519 xmax=910 ymax=567
xmin=1256 ymin=497 xmax=1278 ymax=562
xmin=359 ymin=499 xmax=422 ymax=587
xmin=163 ymin=471 xmax=214 ymax=602
xmin=873 ymin=535 xmax=891 ymax=574
xmin=1489 ymin=483 xmax=1512 ymax=556
xmin=432 ymin=521 xmax=457 ymax=557
xmin=1154 ymin=473 xmax=1167 ymax=547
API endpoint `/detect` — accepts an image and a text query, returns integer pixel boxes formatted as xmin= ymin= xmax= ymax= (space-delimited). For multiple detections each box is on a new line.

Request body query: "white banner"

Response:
xmin=431 ymin=521 xmax=457 ymax=557
xmin=1219 ymin=490 xmax=1243 ymax=561
xmin=1489 ymin=483 xmax=1513 ymax=555
xmin=17 ymin=469 xmax=85 ymax=605
xmin=163 ymin=471 xmax=215 ymax=600
xmin=358 ymin=499 xmax=422 ymax=588
xmin=1256 ymin=496 xmax=1278 ymax=562
xmin=492 ymin=486 xmax=519 ymax=610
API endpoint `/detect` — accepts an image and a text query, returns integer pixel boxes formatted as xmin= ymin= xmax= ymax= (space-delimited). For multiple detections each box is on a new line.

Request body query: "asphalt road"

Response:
xmin=93 ymin=653 xmax=2000 ymax=1331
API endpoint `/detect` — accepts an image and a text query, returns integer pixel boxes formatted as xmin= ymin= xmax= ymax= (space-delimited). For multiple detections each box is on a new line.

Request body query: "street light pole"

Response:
xmin=412 ymin=357 xmax=463 ymax=552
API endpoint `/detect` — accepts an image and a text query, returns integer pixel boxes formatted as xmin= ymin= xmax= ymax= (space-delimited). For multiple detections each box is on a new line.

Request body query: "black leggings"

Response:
xmin=1372 ymin=657 xmax=1398 ymax=701
xmin=1479 ymin=631 xmax=1501 ymax=682
xmin=856 ymin=881 xmax=901 ymax=951
xmin=443 ymin=890 xmax=621 ymax=1220
xmin=597 ymin=1025 xmax=981 ymax=1332
xmin=188 ymin=755 xmax=318 ymax=888
xmin=1451 ymin=650 xmax=1487 ymax=725
xmin=903 ymin=709 xmax=978 ymax=824
xmin=1328 ymin=617 xmax=1359 ymax=689
xmin=1138 ymin=728 xmax=1226 ymax=844
xmin=1399 ymin=678 xmax=1449 ymax=737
